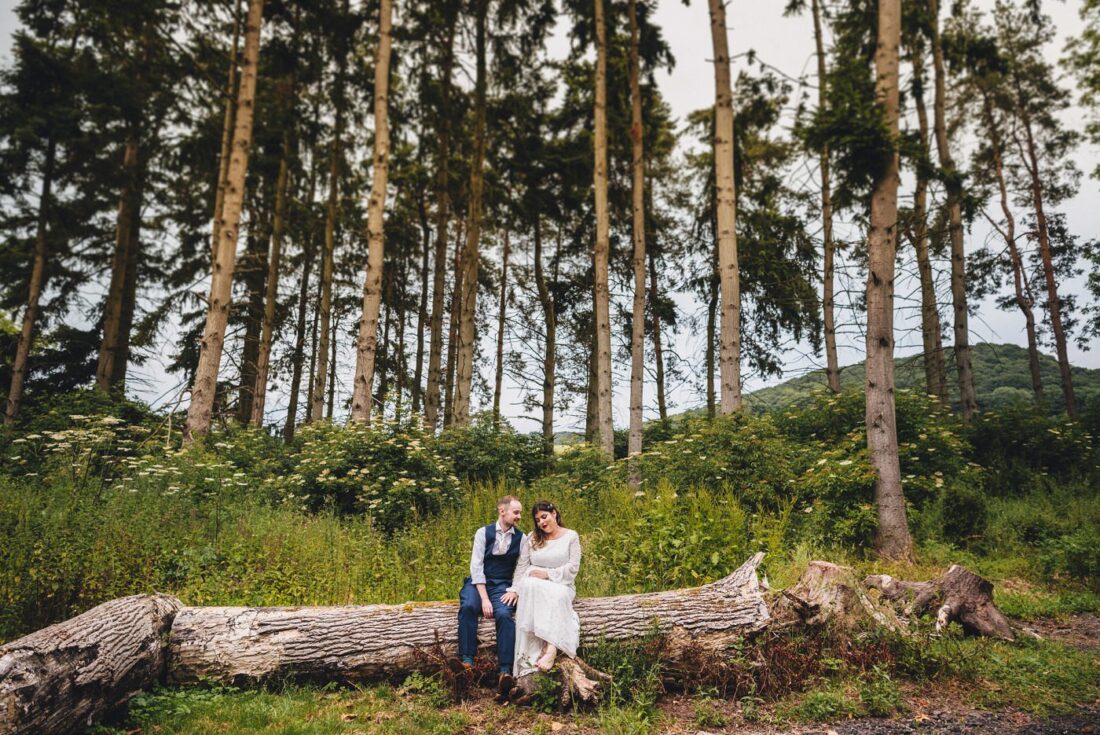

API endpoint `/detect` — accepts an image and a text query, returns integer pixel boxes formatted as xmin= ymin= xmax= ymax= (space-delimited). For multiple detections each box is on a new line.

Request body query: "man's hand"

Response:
xmin=480 ymin=597 xmax=494 ymax=619
xmin=501 ymin=591 xmax=518 ymax=606
xmin=528 ymin=568 xmax=549 ymax=580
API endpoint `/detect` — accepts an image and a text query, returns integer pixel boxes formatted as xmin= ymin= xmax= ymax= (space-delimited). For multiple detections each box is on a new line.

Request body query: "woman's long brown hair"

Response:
xmin=530 ymin=500 xmax=564 ymax=549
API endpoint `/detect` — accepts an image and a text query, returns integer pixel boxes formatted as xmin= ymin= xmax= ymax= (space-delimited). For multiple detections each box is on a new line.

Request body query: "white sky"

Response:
xmin=0 ymin=0 xmax=1097 ymax=434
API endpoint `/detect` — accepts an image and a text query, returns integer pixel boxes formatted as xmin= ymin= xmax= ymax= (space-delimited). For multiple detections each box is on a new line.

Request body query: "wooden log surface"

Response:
xmin=0 ymin=593 xmax=181 ymax=735
xmin=169 ymin=552 xmax=769 ymax=684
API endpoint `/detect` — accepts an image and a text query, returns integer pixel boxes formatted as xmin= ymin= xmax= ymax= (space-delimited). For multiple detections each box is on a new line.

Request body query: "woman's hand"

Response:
xmin=527 ymin=568 xmax=549 ymax=580
xmin=501 ymin=591 xmax=518 ymax=606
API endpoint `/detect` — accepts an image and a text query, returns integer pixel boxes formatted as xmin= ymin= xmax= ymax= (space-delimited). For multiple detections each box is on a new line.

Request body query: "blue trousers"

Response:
xmin=458 ymin=578 xmax=515 ymax=672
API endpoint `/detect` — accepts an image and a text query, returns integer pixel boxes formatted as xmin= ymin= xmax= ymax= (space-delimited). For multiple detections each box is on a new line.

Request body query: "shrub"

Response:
xmin=1041 ymin=525 xmax=1100 ymax=583
xmin=274 ymin=419 xmax=459 ymax=532
xmin=435 ymin=413 xmax=546 ymax=484
xmin=792 ymin=443 xmax=878 ymax=550
xmin=940 ymin=482 xmax=988 ymax=546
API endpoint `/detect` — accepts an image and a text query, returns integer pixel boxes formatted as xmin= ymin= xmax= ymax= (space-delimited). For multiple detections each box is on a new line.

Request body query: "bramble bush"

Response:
xmin=435 ymin=412 xmax=546 ymax=485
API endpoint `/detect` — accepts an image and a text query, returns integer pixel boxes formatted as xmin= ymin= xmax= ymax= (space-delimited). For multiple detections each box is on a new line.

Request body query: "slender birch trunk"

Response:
xmin=593 ymin=0 xmax=614 ymax=454
xmin=327 ymin=313 xmax=338 ymax=419
xmin=350 ymin=0 xmax=394 ymax=422
xmin=708 ymin=0 xmax=742 ymax=414
xmin=444 ymin=222 xmax=463 ymax=427
xmin=413 ymin=196 xmax=430 ymax=414
xmin=928 ymin=0 xmax=978 ymax=420
xmin=866 ymin=0 xmax=912 ymax=561
xmin=251 ymin=82 xmax=295 ymax=425
xmin=811 ymin=0 xmax=840 ymax=393
xmin=981 ymin=93 xmax=1043 ymax=406
xmin=96 ymin=132 xmax=141 ymax=392
xmin=492 ymin=231 xmax=509 ymax=421
xmin=306 ymin=288 xmax=320 ymax=422
xmin=911 ymin=48 xmax=949 ymax=403
xmin=648 ymin=249 xmax=667 ymax=421
xmin=424 ymin=4 xmax=458 ymax=431
xmin=452 ymin=0 xmax=489 ymax=427
xmin=237 ymin=210 xmax=268 ymax=424
xmin=211 ymin=0 xmax=243 ymax=265
xmin=1018 ymin=106 xmax=1075 ymax=416
xmin=183 ymin=0 xmax=264 ymax=443
xmin=706 ymin=268 xmax=718 ymax=419
xmin=284 ymin=143 xmax=320 ymax=441
xmin=627 ymin=0 xmax=646 ymax=476
xmin=311 ymin=5 xmax=349 ymax=423
xmin=534 ymin=219 xmax=555 ymax=458
xmin=5 ymin=138 xmax=56 ymax=424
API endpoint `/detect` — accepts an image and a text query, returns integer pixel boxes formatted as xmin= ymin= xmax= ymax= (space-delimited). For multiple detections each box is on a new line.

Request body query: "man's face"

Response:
xmin=499 ymin=501 xmax=523 ymax=529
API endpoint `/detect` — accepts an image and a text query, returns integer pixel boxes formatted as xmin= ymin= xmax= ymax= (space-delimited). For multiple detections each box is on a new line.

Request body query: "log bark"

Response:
xmin=168 ymin=554 xmax=768 ymax=685
xmin=0 ymin=594 xmax=181 ymax=735
xmin=592 ymin=0 xmax=614 ymax=455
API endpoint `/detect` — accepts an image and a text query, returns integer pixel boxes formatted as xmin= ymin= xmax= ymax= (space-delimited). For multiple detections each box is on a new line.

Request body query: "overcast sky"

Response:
xmin=0 ymin=1 xmax=1096 ymax=433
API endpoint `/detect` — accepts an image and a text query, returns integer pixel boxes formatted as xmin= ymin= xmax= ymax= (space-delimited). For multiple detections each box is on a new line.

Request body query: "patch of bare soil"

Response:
xmin=1016 ymin=614 xmax=1100 ymax=651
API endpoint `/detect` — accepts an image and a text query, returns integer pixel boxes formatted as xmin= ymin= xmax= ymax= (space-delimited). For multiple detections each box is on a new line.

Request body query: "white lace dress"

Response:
xmin=507 ymin=529 xmax=582 ymax=676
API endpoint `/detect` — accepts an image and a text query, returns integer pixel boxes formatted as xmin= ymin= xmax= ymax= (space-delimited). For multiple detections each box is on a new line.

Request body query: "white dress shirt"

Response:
xmin=469 ymin=521 xmax=517 ymax=585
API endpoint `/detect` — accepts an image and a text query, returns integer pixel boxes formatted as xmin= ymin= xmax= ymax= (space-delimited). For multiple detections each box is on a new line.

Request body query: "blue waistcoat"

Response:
xmin=483 ymin=523 xmax=524 ymax=583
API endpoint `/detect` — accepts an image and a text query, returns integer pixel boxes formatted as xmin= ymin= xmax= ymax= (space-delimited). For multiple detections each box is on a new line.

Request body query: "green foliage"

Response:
xmin=692 ymin=700 xmax=730 ymax=728
xmin=1041 ymin=525 xmax=1100 ymax=582
xmin=784 ymin=688 xmax=860 ymax=722
xmin=435 ymin=413 xmax=546 ymax=485
xmin=274 ymin=419 xmax=460 ymax=531
xmin=857 ymin=666 xmax=904 ymax=717
xmin=940 ymin=482 xmax=988 ymax=546
xmin=400 ymin=671 xmax=452 ymax=709
xmin=582 ymin=635 xmax=662 ymax=710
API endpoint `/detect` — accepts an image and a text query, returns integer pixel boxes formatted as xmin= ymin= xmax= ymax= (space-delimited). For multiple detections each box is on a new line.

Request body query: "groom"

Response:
xmin=457 ymin=495 xmax=524 ymax=678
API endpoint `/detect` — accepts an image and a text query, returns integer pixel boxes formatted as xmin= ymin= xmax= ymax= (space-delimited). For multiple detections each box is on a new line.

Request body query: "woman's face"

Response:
xmin=535 ymin=510 xmax=559 ymax=534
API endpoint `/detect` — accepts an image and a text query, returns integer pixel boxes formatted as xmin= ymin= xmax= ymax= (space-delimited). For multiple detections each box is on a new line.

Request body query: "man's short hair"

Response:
xmin=497 ymin=495 xmax=521 ymax=509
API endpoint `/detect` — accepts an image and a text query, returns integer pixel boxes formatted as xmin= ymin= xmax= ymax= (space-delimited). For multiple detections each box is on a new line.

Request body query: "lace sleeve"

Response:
xmin=507 ymin=535 xmax=532 ymax=593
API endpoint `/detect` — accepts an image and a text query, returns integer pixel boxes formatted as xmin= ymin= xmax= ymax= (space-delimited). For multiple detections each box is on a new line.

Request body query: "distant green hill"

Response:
xmin=743 ymin=343 xmax=1100 ymax=415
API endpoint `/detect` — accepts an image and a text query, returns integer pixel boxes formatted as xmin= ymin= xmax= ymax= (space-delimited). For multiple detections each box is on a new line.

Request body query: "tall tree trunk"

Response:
xmin=585 ymin=317 xmax=598 ymax=444
xmin=349 ymin=0 xmax=394 ymax=423
xmin=980 ymin=95 xmax=1043 ymax=406
xmin=306 ymin=287 xmax=320 ymax=422
xmin=911 ymin=48 xmax=949 ymax=403
xmin=413 ymin=195 xmax=430 ymax=415
xmin=327 ymin=314 xmax=338 ymax=419
xmin=283 ymin=146 xmax=320 ymax=442
xmin=708 ymin=0 xmax=742 ymax=414
xmin=378 ymin=276 xmax=393 ymax=407
xmin=593 ymin=0 xmax=614 ymax=455
xmin=251 ymin=94 xmax=294 ymax=426
xmin=237 ymin=208 xmax=268 ymax=424
xmin=811 ymin=0 xmax=840 ymax=394
xmin=453 ymin=0 xmax=489 ymax=428
xmin=706 ymin=266 xmax=718 ymax=420
xmin=928 ymin=0 xmax=978 ymax=420
xmin=866 ymin=0 xmax=912 ymax=562
xmin=396 ymin=271 xmax=408 ymax=416
xmin=183 ymin=0 xmax=264 ymax=443
xmin=647 ymin=250 xmax=667 ymax=422
xmin=493 ymin=231 xmax=509 ymax=421
xmin=96 ymin=132 xmax=142 ymax=393
xmin=534 ymin=218 xmax=555 ymax=458
xmin=5 ymin=138 xmax=56 ymax=424
xmin=312 ymin=3 xmax=349 ymax=424
xmin=424 ymin=3 xmax=458 ymax=431
xmin=444 ymin=220 xmax=464 ymax=427
xmin=1018 ymin=106 xmax=1075 ymax=416
xmin=627 ymin=0 xmax=646 ymax=477
xmin=210 ymin=0 xmax=243 ymax=265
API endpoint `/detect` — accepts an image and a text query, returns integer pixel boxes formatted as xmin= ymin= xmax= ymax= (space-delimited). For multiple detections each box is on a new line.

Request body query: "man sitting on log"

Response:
xmin=456 ymin=495 xmax=525 ymax=681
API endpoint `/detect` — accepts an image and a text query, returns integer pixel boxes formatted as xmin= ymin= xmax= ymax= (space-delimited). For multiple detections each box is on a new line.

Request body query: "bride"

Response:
xmin=500 ymin=500 xmax=581 ymax=675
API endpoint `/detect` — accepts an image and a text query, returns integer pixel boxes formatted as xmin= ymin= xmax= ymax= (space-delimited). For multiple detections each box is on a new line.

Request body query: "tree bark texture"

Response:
xmin=628 ymin=0 xmax=647 ymax=479
xmin=911 ymin=50 xmax=949 ymax=403
xmin=183 ymin=0 xmax=264 ymax=442
xmin=413 ymin=197 xmax=430 ymax=414
xmin=444 ymin=223 xmax=464 ymax=428
xmin=284 ymin=150 xmax=319 ymax=442
xmin=252 ymin=78 xmax=296 ymax=426
xmin=811 ymin=0 xmax=841 ymax=394
xmin=210 ymin=0 xmax=243 ymax=266
xmin=96 ymin=133 xmax=142 ymax=393
xmin=534 ymin=220 xmax=555 ymax=457
xmin=168 ymin=554 xmax=767 ymax=685
xmin=5 ymin=138 xmax=55 ymax=424
xmin=708 ymin=0 xmax=742 ymax=415
xmin=866 ymin=0 xmax=913 ymax=562
xmin=424 ymin=4 xmax=458 ymax=431
xmin=236 ymin=211 xmax=268 ymax=424
xmin=928 ymin=0 xmax=978 ymax=421
xmin=350 ymin=0 xmax=394 ymax=423
xmin=493 ymin=231 xmax=509 ymax=421
xmin=1018 ymin=108 xmax=1075 ymax=416
xmin=648 ymin=250 xmax=667 ymax=421
xmin=706 ymin=268 xmax=717 ymax=420
xmin=0 ymin=594 xmax=181 ymax=735
xmin=452 ymin=0 xmax=489 ymax=428
xmin=312 ymin=6 xmax=349 ymax=424
xmin=593 ymin=0 xmax=615 ymax=455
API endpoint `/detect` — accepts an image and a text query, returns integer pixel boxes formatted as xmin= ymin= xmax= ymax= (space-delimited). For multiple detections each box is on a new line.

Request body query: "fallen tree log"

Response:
xmin=169 ymin=552 xmax=769 ymax=685
xmin=0 ymin=594 xmax=181 ymax=735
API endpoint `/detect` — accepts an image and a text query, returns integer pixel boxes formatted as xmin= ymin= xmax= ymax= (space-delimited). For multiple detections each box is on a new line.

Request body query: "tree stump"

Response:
xmin=169 ymin=553 xmax=769 ymax=685
xmin=771 ymin=560 xmax=906 ymax=633
xmin=0 ymin=594 xmax=181 ymax=735
xmin=864 ymin=564 xmax=1014 ymax=640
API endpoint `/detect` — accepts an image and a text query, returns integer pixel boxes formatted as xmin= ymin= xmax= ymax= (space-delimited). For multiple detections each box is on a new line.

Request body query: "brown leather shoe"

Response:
xmin=496 ymin=673 xmax=515 ymax=701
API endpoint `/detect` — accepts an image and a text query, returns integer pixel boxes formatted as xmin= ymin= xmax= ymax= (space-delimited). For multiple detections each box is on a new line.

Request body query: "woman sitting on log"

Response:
xmin=501 ymin=501 xmax=581 ymax=675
